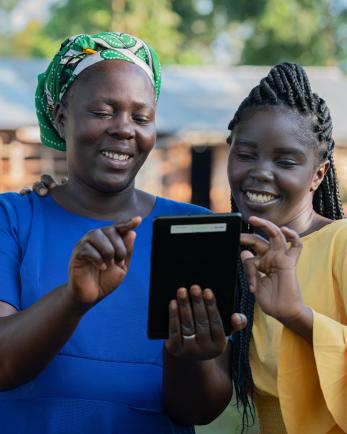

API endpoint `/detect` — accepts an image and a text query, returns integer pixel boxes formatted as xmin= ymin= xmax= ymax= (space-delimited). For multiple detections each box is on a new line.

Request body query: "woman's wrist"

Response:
xmin=279 ymin=305 xmax=313 ymax=344
xmin=61 ymin=284 xmax=92 ymax=317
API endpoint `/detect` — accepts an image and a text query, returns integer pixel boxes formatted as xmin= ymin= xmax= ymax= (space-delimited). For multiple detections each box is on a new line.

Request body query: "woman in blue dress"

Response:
xmin=0 ymin=32 xmax=242 ymax=434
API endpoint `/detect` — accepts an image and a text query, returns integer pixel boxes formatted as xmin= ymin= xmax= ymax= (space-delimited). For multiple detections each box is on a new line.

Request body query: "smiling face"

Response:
xmin=228 ymin=106 xmax=327 ymax=228
xmin=56 ymin=60 xmax=156 ymax=193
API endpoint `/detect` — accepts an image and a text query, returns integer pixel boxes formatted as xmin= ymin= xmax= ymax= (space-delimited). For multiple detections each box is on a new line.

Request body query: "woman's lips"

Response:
xmin=242 ymin=190 xmax=280 ymax=208
xmin=99 ymin=150 xmax=134 ymax=169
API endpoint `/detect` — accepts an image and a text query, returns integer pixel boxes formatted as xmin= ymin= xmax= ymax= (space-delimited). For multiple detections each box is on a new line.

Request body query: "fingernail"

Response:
xmin=190 ymin=285 xmax=200 ymax=295
xmin=203 ymin=288 xmax=213 ymax=300
xmin=170 ymin=300 xmax=177 ymax=310
xmin=178 ymin=288 xmax=187 ymax=298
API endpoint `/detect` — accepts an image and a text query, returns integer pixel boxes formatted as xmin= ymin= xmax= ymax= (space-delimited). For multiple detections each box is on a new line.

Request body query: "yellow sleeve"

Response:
xmin=313 ymin=311 xmax=347 ymax=431
xmin=278 ymin=224 xmax=347 ymax=434
xmin=278 ymin=327 xmax=337 ymax=434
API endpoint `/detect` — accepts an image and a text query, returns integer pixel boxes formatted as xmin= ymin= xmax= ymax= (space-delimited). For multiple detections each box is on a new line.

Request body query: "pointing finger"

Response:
xmin=248 ymin=216 xmax=287 ymax=250
xmin=116 ymin=216 xmax=142 ymax=234
xmin=122 ymin=230 xmax=137 ymax=268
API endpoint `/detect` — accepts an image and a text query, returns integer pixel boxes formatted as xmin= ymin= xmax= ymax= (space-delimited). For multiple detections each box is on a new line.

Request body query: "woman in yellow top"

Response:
xmin=228 ymin=62 xmax=347 ymax=433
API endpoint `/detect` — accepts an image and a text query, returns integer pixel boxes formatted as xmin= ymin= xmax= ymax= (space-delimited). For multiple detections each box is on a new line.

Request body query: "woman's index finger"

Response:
xmin=248 ymin=216 xmax=287 ymax=249
xmin=115 ymin=216 xmax=142 ymax=234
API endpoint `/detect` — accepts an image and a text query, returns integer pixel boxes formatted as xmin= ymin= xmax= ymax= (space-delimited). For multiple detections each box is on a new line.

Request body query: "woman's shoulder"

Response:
xmin=0 ymin=192 xmax=34 ymax=220
xmin=154 ymin=196 xmax=212 ymax=216
xmin=0 ymin=192 xmax=37 ymax=246
xmin=302 ymin=218 xmax=347 ymax=250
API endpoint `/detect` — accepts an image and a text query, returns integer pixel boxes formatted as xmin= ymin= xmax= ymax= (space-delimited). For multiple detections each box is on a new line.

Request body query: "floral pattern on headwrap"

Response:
xmin=35 ymin=32 xmax=161 ymax=151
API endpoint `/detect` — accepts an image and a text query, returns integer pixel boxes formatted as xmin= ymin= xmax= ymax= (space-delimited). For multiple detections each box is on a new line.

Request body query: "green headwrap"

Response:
xmin=35 ymin=32 xmax=161 ymax=151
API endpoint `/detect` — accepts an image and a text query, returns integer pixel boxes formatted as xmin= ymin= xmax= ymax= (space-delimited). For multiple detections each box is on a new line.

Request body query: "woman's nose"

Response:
xmin=106 ymin=113 xmax=135 ymax=139
xmin=249 ymin=162 xmax=274 ymax=182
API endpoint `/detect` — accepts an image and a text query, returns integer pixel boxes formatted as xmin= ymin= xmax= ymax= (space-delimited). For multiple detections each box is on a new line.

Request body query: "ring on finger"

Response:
xmin=182 ymin=333 xmax=196 ymax=340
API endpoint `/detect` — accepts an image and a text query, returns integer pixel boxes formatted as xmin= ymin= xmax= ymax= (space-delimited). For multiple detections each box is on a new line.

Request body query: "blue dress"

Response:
xmin=0 ymin=193 xmax=210 ymax=434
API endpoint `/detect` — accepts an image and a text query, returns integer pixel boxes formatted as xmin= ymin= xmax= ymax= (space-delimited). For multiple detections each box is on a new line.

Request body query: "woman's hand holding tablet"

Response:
xmin=165 ymin=285 xmax=228 ymax=360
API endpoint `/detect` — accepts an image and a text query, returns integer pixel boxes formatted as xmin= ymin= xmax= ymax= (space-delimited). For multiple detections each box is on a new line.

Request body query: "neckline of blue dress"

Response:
xmin=42 ymin=193 xmax=160 ymax=225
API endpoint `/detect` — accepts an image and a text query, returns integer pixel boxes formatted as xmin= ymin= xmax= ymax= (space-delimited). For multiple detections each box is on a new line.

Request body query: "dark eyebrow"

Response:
xmin=89 ymin=97 xmax=155 ymax=111
xmin=273 ymin=147 xmax=307 ymax=157
xmin=234 ymin=139 xmax=258 ymax=148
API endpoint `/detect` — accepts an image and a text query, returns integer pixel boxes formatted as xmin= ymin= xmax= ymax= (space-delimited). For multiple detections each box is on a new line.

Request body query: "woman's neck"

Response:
xmin=283 ymin=206 xmax=332 ymax=237
xmin=50 ymin=176 xmax=155 ymax=222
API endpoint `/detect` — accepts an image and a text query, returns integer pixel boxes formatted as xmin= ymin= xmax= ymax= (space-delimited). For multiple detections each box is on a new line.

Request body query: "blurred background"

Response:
xmin=1 ymin=1 xmax=347 ymax=432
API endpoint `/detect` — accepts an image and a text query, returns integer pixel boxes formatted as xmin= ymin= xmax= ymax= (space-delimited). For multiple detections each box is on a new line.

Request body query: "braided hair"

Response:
xmin=228 ymin=62 xmax=344 ymax=432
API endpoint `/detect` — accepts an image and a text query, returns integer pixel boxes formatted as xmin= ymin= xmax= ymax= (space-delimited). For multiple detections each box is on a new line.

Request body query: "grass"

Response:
xmin=195 ymin=401 xmax=259 ymax=434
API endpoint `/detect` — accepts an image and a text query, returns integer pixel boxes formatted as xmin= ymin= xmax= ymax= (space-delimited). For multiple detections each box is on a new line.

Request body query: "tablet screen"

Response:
xmin=148 ymin=213 xmax=241 ymax=339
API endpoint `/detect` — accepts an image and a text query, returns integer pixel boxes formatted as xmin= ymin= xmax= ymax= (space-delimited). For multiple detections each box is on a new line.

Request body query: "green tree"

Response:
xmin=8 ymin=19 xmax=60 ymax=58
xmin=226 ymin=0 xmax=347 ymax=66
xmin=172 ymin=0 xmax=347 ymax=67
xmin=3 ymin=0 xmax=347 ymax=68
xmin=30 ymin=0 xmax=199 ymax=64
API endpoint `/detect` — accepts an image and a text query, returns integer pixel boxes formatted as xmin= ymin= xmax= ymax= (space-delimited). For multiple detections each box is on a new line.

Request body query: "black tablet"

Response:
xmin=147 ymin=213 xmax=242 ymax=339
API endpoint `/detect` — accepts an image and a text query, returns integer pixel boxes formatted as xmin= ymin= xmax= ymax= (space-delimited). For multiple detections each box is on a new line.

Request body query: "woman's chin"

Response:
xmin=90 ymin=177 xmax=134 ymax=195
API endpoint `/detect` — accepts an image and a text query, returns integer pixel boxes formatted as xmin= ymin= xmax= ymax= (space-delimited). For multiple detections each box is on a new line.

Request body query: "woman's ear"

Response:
xmin=310 ymin=160 xmax=330 ymax=192
xmin=53 ymin=102 xmax=66 ymax=139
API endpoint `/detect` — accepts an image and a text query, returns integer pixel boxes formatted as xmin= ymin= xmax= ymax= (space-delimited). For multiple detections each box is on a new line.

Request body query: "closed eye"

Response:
xmin=276 ymin=159 xmax=298 ymax=168
xmin=133 ymin=115 xmax=151 ymax=125
xmin=90 ymin=110 xmax=113 ymax=119
xmin=235 ymin=152 xmax=257 ymax=161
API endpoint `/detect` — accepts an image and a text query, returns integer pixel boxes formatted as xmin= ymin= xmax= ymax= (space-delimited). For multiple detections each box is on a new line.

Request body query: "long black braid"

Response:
xmin=228 ymin=62 xmax=344 ymax=432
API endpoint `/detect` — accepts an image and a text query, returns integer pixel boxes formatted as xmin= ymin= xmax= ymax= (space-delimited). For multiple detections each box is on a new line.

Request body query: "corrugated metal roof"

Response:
xmin=0 ymin=59 xmax=48 ymax=129
xmin=157 ymin=65 xmax=347 ymax=143
xmin=1 ymin=60 xmax=347 ymax=141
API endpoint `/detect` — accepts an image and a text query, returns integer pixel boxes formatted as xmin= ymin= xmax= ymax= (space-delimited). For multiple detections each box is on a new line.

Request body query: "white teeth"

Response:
xmin=101 ymin=151 xmax=130 ymax=161
xmin=245 ymin=191 xmax=276 ymax=203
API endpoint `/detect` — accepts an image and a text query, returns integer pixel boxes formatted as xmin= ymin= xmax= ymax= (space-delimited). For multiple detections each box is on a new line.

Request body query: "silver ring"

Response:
xmin=182 ymin=333 xmax=196 ymax=340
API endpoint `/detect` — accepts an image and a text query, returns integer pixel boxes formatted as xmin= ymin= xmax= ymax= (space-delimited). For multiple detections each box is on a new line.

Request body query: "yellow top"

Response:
xmin=250 ymin=219 xmax=347 ymax=434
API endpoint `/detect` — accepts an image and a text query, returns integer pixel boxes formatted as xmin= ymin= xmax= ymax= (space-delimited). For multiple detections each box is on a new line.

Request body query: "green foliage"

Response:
xmin=33 ymin=0 xmax=187 ymax=64
xmin=238 ymin=0 xmax=342 ymax=66
xmin=2 ymin=0 xmax=347 ymax=68
xmin=9 ymin=20 xmax=60 ymax=58
xmin=0 ymin=0 xmax=19 ymax=12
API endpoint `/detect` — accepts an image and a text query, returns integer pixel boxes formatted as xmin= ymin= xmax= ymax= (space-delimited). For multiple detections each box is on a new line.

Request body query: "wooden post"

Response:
xmin=190 ymin=146 xmax=212 ymax=209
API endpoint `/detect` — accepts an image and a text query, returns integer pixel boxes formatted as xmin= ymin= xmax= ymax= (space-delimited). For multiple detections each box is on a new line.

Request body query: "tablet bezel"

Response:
xmin=147 ymin=213 xmax=242 ymax=339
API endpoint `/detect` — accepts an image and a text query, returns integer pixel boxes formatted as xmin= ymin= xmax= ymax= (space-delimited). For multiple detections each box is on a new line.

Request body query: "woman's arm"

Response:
xmin=0 ymin=289 xmax=86 ymax=390
xmin=0 ymin=218 xmax=140 ymax=390
xmin=240 ymin=216 xmax=313 ymax=344
xmin=163 ymin=341 xmax=232 ymax=425
xmin=163 ymin=286 xmax=246 ymax=425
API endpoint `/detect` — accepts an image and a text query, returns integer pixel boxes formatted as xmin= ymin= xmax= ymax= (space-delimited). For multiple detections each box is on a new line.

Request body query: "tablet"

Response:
xmin=147 ymin=213 xmax=242 ymax=339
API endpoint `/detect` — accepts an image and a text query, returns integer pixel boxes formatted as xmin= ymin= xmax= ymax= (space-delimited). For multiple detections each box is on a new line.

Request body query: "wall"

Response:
xmin=1 ymin=133 xmax=347 ymax=216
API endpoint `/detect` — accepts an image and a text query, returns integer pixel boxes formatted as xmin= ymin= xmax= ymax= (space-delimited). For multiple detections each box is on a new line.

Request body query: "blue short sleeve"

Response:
xmin=0 ymin=194 xmax=26 ymax=310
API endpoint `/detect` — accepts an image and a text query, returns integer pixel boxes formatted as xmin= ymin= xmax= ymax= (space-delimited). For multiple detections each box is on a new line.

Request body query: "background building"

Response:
xmin=1 ymin=59 xmax=347 ymax=213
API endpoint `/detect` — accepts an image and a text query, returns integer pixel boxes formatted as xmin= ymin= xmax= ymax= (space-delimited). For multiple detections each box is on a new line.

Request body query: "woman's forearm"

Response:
xmin=163 ymin=343 xmax=232 ymax=425
xmin=279 ymin=305 xmax=313 ymax=345
xmin=0 ymin=285 xmax=87 ymax=390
